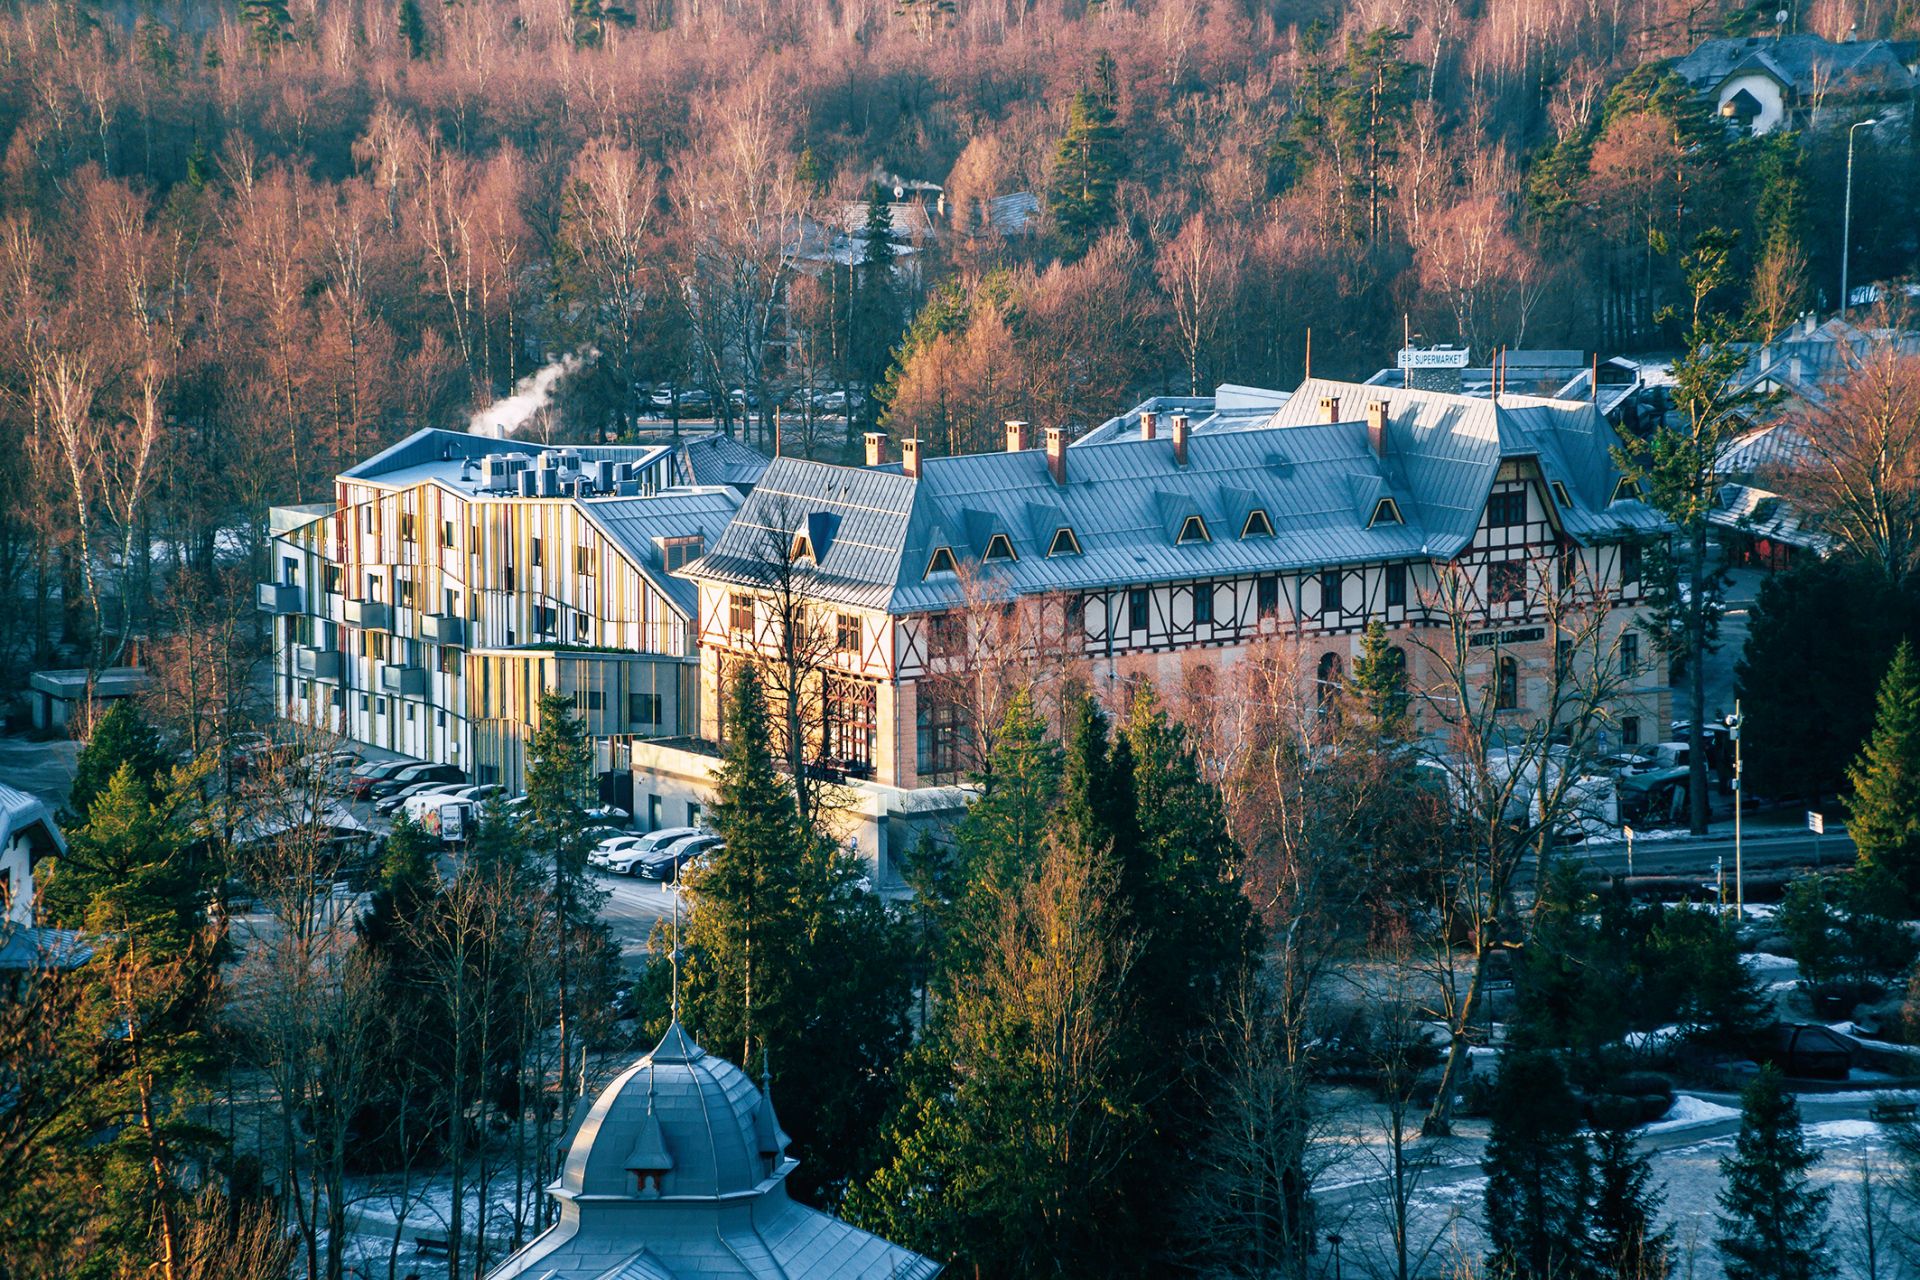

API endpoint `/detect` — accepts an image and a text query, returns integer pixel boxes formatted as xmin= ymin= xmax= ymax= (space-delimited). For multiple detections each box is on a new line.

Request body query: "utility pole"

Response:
xmin=1728 ymin=702 xmax=1744 ymax=914
xmin=1842 ymin=118 xmax=1880 ymax=318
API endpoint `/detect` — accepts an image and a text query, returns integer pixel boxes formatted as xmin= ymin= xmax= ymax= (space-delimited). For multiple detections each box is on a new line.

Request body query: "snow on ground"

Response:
xmin=1641 ymin=1095 xmax=1743 ymax=1133
xmin=1743 ymin=951 xmax=1798 ymax=971
xmin=1625 ymin=1025 xmax=1682 ymax=1051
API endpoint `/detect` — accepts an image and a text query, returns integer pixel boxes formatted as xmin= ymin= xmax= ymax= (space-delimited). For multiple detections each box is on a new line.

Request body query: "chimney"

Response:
xmin=1140 ymin=411 xmax=1158 ymax=440
xmin=1318 ymin=396 xmax=1341 ymax=424
xmin=1045 ymin=427 xmax=1068 ymax=485
xmin=1005 ymin=419 xmax=1031 ymax=453
xmin=1366 ymin=402 xmax=1390 ymax=457
xmin=902 ymin=438 xmax=922 ymax=479
xmin=1172 ymin=414 xmax=1191 ymax=467
xmin=865 ymin=432 xmax=888 ymax=467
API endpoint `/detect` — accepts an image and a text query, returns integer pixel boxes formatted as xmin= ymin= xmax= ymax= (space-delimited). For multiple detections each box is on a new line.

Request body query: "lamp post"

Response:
xmin=1727 ymin=702 xmax=1744 ymax=915
xmin=1842 ymin=118 xmax=1880 ymax=318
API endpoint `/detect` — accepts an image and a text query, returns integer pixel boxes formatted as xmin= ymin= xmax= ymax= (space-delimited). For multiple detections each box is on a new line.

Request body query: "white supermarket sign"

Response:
xmin=1398 ymin=347 xmax=1470 ymax=370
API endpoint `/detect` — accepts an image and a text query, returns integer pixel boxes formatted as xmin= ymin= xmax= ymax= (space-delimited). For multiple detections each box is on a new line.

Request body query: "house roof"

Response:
xmin=0 ymin=782 xmax=64 ymax=863
xmin=1673 ymin=34 xmax=1916 ymax=97
xmin=579 ymin=489 xmax=746 ymax=615
xmin=341 ymin=428 xmax=674 ymax=494
xmin=1710 ymin=482 xmax=1831 ymax=554
xmin=682 ymin=378 xmax=1665 ymax=615
xmin=676 ymin=433 xmax=771 ymax=490
xmin=488 ymin=1022 xmax=939 ymax=1280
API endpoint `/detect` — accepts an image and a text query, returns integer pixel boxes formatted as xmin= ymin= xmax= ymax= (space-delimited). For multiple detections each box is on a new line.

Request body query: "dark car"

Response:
xmin=369 ymin=762 xmax=464 ymax=800
xmin=345 ymin=759 xmax=415 ymax=799
xmin=635 ymin=833 xmax=722 ymax=881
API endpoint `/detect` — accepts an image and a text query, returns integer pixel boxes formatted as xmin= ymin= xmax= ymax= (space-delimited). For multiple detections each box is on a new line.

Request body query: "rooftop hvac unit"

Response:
xmin=617 ymin=479 xmax=641 ymax=497
xmin=517 ymin=470 xmax=538 ymax=497
xmin=481 ymin=456 xmax=513 ymax=490
xmin=536 ymin=450 xmax=558 ymax=470
xmin=556 ymin=450 xmax=581 ymax=473
xmin=594 ymin=460 xmax=616 ymax=490
xmin=537 ymin=469 xmax=561 ymax=498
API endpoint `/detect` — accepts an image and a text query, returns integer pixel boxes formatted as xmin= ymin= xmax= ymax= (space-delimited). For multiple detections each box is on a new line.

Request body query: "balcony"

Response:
xmin=257 ymin=582 xmax=304 ymax=615
xmin=421 ymin=614 xmax=466 ymax=647
xmin=343 ymin=598 xmax=391 ymax=630
xmin=380 ymin=663 xmax=428 ymax=697
xmin=295 ymin=647 xmax=343 ymax=680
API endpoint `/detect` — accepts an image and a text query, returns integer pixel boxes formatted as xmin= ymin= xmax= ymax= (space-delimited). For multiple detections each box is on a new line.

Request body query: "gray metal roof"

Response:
xmin=0 ymin=781 xmax=64 ymax=861
xmin=1673 ymin=34 xmax=1915 ymax=96
xmin=487 ymin=1022 xmax=939 ymax=1280
xmin=683 ymin=378 xmax=1665 ymax=615
xmin=579 ymin=489 xmax=745 ymax=616
xmin=676 ymin=433 xmax=771 ymax=490
xmin=341 ymin=427 xmax=674 ymax=493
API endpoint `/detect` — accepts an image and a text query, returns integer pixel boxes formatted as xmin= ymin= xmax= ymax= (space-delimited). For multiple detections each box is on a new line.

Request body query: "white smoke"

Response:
xmin=468 ymin=354 xmax=588 ymax=437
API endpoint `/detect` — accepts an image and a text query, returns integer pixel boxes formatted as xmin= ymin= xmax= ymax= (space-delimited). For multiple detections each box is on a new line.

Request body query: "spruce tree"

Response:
xmin=1346 ymin=619 xmax=1411 ymax=740
xmin=1847 ymin=640 xmax=1920 ymax=907
xmin=65 ymin=700 xmax=170 ymax=823
xmin=1045 ymin=77 xmax=1121 ymax=257
xmin=1716 ymin=1066 xmax=1832 ymax=1280
xmin=1590 ymin=1124 xmax=1674 ymax=1280
xmin=1483 ymin=1050 xmax=1591 ymax=1280
xmin=397 ymin=0 xmax=428 ymax=58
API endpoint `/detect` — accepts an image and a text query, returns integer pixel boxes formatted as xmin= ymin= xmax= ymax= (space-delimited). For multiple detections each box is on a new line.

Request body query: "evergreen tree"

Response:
xmin=239 ymin=0 xmax=292 ymax=50
xmin=1482 ymin=1050 xmax=1591 ymax=1280
xmin=65 ymin=700 xmax=169 ymax=823
xmin=521 ymin=691 xmax=614 ymax=1118
xmin=1510 ymin=864 xmax=1632 ymax=1064
xmin=1716 ymin=1066 xmax=1832 ymax=1280
xmin=1847 ymin=641 xmax=1920 ymax=908
xmin=397 ymin=0 xmax=428 ymax=58
xmin=1046 ymin=75 xmax=1122 ymax=258
xmin=676 ymin=665 xmax=912 ymax=1199
xmin=1346 ymin=619 xmax=1411 ymax=740
xmin=1590 ymin=1124 xmax=1673 ymax=1280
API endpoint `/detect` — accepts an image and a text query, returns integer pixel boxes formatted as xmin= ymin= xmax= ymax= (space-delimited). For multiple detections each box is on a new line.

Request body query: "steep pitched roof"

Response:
xmin=578 ymin=489 xmax=745 ymax=616
xmin=676 ymin=433 xmax=771 ymax=490
xmin=1673 ymin=34 xmax=1916 ymax=96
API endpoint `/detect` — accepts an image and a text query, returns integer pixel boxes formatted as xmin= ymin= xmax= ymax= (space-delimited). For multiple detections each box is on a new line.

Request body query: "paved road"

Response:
xmin=592 ymin=869 xmax=679 ymax=961
xmin=1574 ymin=828 xmax=1855 ymax=887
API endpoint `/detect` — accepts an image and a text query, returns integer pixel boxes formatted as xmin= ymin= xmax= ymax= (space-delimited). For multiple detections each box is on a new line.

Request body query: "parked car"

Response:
xmin=677 ymin=388 xmax=712 ymax=412
xmin=594 ymin=826 xmax=703 ymax=876
xmin=633 ymin=832 xmax=723 ymax=881
xmin=368 ymin=763 xmax=464 ymax=800
xmin=378 ymin=779 xmax=467 ymax=816
xmin=585 ymin=804 xmax=631 ymax=825
xmin=345 ymin=759 xmax=416 ymax=799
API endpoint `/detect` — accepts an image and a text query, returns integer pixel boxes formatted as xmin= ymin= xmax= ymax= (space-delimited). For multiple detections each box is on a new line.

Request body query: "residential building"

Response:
xmin=0 ymin=782 xmax=89 ymax=989
xmin=263 ymin=430 xmax=750 ymax=793
xmin=678 ymin=378 xmax=1673 ymax=820
xmin=1673 ymin=34 xmax=1916 ymax=135
xmin=487 ymin=1020 xmax=938 ymax=1279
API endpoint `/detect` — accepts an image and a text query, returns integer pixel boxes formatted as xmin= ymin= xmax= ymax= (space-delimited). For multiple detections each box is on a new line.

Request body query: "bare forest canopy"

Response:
xmin=0 ymin=0 xmax=1915 ymax=681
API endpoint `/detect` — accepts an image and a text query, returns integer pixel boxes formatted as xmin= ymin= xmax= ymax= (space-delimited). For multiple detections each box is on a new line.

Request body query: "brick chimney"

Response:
xmin=864 ymin=432 xmax=888 ymax=467
xmin=1140 ymin=411 xmax=1158 ymax=440
xmin=1172 ymin=414 xmax=1191 ymax=467
xmin=1318 ymin=396 xmax=1342 ymax=424
xmin=1045 ymin=427 xmax=1068 ymax=485
xmin=902 ymin=438 xmax=922 ymax=479
xmin=1366 ymin=402 xmax=1389 ymax=457
xmin=1005 ymin=420 xmax=1031 ymax=452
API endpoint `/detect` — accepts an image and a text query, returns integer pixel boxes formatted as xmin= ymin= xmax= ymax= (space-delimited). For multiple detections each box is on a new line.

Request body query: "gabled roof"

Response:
xmin=577 ymin=489 xmax=746 ymax=617
xmin=676 ymin=433 xmax=771 ymax=490
xmin=0 ymin=782 xmax=64 ymax=862
xmin=1673 ymin=34 xmax=1916 ymax=96
xmin=682 ymin=378 xmax=1664 ymax=615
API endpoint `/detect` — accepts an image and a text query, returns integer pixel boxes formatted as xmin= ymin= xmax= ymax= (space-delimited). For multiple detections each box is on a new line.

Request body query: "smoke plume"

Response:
xmin=467 ymin=354 xmax=586 ymax=437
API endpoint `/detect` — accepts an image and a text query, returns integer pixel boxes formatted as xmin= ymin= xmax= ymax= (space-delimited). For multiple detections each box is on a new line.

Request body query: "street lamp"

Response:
xmin=1842 ymin=117 xmax=1880 ymax=318
xmin=1726 ymin=702 xmax=1744 ymax=915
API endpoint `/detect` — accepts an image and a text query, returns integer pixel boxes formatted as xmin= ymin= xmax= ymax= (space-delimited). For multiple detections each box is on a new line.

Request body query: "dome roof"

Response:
xmin=559 ymin=1021 xmax=792 ymax=1201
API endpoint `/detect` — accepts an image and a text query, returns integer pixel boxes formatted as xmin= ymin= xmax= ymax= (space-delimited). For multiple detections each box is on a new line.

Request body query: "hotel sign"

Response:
xmin=1469 ymin=625 xmax=1545 ymax=649
xmin=1398 ymin=347 xmax=1471 ymax=370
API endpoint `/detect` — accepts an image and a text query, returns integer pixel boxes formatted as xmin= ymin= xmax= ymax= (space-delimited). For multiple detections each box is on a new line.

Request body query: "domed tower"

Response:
xmin=488 ymin=1021 xmax=939 ymax=1279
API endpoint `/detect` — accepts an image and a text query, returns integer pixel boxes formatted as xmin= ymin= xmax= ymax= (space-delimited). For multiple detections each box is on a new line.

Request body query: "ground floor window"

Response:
xmin=917 ymin=693 xmax=964 ymax=777
xmin=825 ymin=677 xmax=878 ymax=770
xmin=1496 ymin=655 xmax=1519 ymax=710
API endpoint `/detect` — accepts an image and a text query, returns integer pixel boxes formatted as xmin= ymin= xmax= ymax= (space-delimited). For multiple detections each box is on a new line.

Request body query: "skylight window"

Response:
xmin=1368 ymin=498 xmax=1404 ymax=528
xmin=1611 ymin=476 xmax=1641 ymax=504
xmin=1048 ymin=527 xmax=1082 ymax=557
xmin=1241 ymin=509 xmax=1275 ymax=539
xmin=1550 ymin=480 xmax=1574 ymax=509
xmin=925 ymin=546 xmax=958 ymax=577
xmin=1177 ymin=515 xmax=1211 ymax=545
xmin=983 ymin=533 xmax=1018 ymax=562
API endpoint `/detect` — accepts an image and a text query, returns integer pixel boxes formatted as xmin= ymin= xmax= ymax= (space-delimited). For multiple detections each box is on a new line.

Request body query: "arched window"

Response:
xmin=1317 ymin=652 xmax=1343 ymax=709
xmin=1496 ymin=655 xmax=1518 ymax=711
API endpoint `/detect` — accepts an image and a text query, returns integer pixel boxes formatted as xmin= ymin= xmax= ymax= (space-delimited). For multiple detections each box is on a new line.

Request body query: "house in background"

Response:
xmin=0 ymin=782 xmax=90 ymax=989
xmin=1673 ymin=34 xmax=1916 ymax=135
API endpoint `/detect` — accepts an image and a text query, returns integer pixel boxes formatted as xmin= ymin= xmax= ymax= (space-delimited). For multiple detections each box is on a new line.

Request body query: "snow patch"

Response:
xmin=1640 ymin=1094 xmax=1741 ymax=1133
xmin=1809 ymin=1119 xmax=1882 ymax=1142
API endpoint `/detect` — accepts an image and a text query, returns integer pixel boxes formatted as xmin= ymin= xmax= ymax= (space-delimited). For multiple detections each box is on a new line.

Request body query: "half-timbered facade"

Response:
xmin=682 ymin=378 xmax=1673 ymax=791
xmin=263 ymin=429 xmax=746 ymax=791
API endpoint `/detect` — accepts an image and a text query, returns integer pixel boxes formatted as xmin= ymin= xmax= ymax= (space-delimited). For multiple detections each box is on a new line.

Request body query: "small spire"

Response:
xmin=670 ymin=881 xmax=682 ymax=1023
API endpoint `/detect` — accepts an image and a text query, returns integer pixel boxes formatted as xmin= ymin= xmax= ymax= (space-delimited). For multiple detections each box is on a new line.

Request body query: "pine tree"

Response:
xmin=1483 ymin=1050 xmax=1591 ymax=1280
xmin=397 ymin=0 xmax=428 ymax=58
xmin=1046 ymin=76 xmax=1122 ymax=258
xmin=1716 ymin=1066 xmax=1832 ymax=1280
xmin=65 ymin=700 xmax=170 ymax=823
xmin=239 ymin=0 xmax=291 ymax=51
xmin=676 ymin=665 xmax=911 ymax=1198
xmin=1847 ymin=641 xmax=1920 ymax=908
xmin=1590 ymin=1124 xmax=1674 ymax=1280
xmin=1346 ymin=619 xmax=1411 ymax=740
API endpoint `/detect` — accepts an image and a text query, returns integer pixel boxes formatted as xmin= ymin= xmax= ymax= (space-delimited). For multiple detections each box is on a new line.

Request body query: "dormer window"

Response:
xmin=1368 ymin=498 xmax=1404 ymax=528
xmin=983 ymin=533 xmax=1017 ymax=563
xmin=1551 ymin=480 xmax=1574 ymax=509
xmin=1612 ymin=476 xmax=1640 ymax=504
xmin=790 ymin=532 xmax=815 ymax=563
xmin=925 ymin=546 xmax=958 ymax=577
xmin=1177 ymin=515 xmax=1211 ymax=545
xmin=1241 ymin=509 xmax=1275 ymax=539
xmin=1048 ymin=527 xmax=1082 ymax=557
